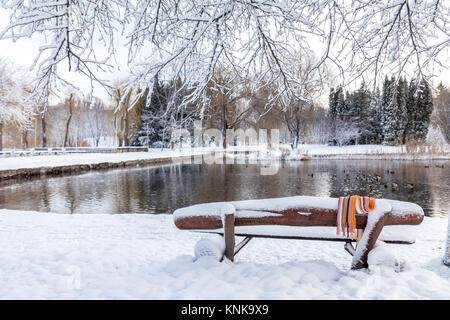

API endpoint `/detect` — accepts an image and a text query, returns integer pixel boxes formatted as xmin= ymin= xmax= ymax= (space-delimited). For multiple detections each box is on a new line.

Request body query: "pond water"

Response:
xmin=0 ymin=159 xmax=448 ymax=217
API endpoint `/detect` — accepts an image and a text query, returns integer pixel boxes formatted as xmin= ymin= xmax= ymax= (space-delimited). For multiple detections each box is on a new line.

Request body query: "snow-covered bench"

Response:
xmin=173 ymin=196 xmax=424 ymax=269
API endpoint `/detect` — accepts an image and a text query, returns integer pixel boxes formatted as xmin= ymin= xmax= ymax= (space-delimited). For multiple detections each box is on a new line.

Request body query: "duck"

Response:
xmin=405 ymin=183 xmax=416 ymax=191
xmin=332 ymin=174 xmax=337 ymax=180
xmin=369 ymin=184 xmax=377 ymax=191
xmin=392 ymin=183 xmax=399 ymax=191
xmin=382 ymin=181 xmax=388 ymax=188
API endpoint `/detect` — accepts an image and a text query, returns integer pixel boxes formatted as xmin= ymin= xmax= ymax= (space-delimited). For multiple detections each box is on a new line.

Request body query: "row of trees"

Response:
xmin=0 ymin=59 xmax=114 ymax=150
xmin=0 ymin=57 xmax=446 ymax=151
xmin=328 ymin=77 xmax=434 ymax=146
xmin=123 ymin=65 xmax=328 ymax=149
xmin=1 ymin=1 xmax=449 ymax=150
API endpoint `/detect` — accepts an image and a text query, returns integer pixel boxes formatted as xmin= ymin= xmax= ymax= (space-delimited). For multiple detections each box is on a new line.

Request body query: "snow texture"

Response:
xmin=174 ymin=195 xmax=398 ymax=221
xmin=368 ymin=241 xmax=405 ymax=272
xmin=174 ymin=196 xmax=340 ymax=221
xmin=386 ymin=199 xmax=424 ymax=217
xmin=0 ymin=209 xmax=448 ymax=299
xmin=194 ymin=235 xmax=225 ymax=261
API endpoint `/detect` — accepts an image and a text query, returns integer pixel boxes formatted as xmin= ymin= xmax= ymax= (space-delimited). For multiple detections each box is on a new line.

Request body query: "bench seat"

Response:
xmin=194 ymin=224 xmax=416 ymax=244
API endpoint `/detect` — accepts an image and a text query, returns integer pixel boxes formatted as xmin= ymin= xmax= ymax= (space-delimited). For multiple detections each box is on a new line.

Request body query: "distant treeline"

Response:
xmin=328 ymin=76 xmax=433 ymax=146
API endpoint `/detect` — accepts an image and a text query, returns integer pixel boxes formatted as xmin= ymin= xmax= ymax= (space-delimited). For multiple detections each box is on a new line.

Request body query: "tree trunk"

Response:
xmin=21 ymin=131 xmax=28 ymax=149
xmin=0 ymin=122 xmax=3 ymax=151
xmin=124 ymin=112 xmax=130 ymax=146
xmin=445 ymin=212 xmax=450 ymax=266
xmin=64 ymin=93 xmax=74 ymax=147
xmin=41 ymin=115 xmax=47 ymax=147
xmin=222 ymin=104 xmax=227 ymax=149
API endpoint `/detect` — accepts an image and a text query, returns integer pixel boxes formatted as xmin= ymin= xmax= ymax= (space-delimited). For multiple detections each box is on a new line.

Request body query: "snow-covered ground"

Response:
xmin=288 ymin=143 xmax=450 ymax=159
xmin=0 ymin=209 xmax=448 ymax=299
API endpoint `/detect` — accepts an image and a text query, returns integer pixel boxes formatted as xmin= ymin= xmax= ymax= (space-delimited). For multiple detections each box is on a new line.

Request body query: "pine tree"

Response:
xmin=414 ymin=79 xmax=433 ymax=141
xmin=367 ymin=88 xmax=382 ymax=144
xmin=328 ymin=87 xmax=345 ymax=145
xmin=381 ymin=76 xmax=395 ymax=145
xmin=132 ymin=76 xmax=167 ymax=147
xmin=404 ymin=79 xmax=416 ymax=142
xmin=328 ymin=88 xmax=337 ymax=117
xmin=395 ymin=76 xmax=408 ymax=142
xmin=382 ymin=76 xmax=408 ymax=145
xmin=350 ymin=81 xmax=371 ymax=144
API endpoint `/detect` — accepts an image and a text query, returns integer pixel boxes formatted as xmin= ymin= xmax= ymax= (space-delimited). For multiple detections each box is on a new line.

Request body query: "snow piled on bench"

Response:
xmin=173 ymin=196 xmax=402 ymax=220
xmin=0 ymin=209 xmax=448 ymax=299
xmin=386 ymin=199 xmax=424 ymax=217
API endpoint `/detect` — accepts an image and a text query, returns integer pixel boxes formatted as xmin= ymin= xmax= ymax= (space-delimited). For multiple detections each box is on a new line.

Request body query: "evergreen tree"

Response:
xmin=381 ymin=76 xmax=395 ymax=145
xmin=327 ymin=87 xmax=345 ymax=145
xmin=367 ymin=88 xmax=383 ymax=144
xmin=404 ymin=79 xmax=417 ymax=142
xmin=328 ymin=88 xmax=337 ymax=117
xmin=414 ymin=79 xmax=433 ymax=141
xmin=382 ymin=76 xmax=408 ymax=145
xmin=132 ymin=76 xmax=167 ymax=147
xmin=395 ymin=76 xmax=408 ymax=141
xmin=341 ymin=90 xmax=351 ymax=119
xmin=350 ymin=81 xmax=371 ymax=144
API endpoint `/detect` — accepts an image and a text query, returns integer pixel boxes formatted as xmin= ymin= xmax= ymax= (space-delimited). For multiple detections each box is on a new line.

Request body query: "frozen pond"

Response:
xmin=0 ymin=160 xmax=448 ymax=217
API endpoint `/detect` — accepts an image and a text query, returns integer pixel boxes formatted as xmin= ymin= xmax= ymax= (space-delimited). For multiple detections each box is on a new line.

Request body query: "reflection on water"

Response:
xmin=0 ymin=160 xmax=448 ymax=217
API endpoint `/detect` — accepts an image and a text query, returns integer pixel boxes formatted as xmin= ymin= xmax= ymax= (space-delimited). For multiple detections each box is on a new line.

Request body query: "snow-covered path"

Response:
xmin=0 ymin=209 xmax=448 ymax=299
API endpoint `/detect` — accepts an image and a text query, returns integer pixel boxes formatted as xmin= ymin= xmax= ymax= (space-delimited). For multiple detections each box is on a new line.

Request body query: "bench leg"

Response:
xmin=344 ymin=241 xmax=355 ymax=256
xmin=234 ymin=236 xmax=253 ymax=256
xmin=224 ymin=213 xmax=235 ymax=262
xmin=351 ymin=214 xmax=388 ymax=269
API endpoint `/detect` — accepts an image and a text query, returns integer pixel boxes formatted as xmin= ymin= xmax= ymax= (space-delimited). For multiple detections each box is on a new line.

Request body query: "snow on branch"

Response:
xmin=1 ymin=0 xmax=450 ymax=115
xmin=0 ymin=0 xmax=121 ymax=110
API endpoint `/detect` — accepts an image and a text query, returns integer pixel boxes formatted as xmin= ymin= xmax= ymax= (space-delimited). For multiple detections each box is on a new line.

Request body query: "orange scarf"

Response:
xmin=337 ymin=195 xmax=376 ymax=240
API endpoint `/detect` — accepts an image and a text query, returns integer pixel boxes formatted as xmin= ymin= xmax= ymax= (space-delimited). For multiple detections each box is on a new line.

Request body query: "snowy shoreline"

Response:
xmin=286 ymin=144 xmax=450 ymax=161
xmin=0 ymin=209 xmax=448 ymax=299
xmin=0 ymin=144 xmax=449 ymax=182
xmin=0 ymin=149 xmax=209 ymax=181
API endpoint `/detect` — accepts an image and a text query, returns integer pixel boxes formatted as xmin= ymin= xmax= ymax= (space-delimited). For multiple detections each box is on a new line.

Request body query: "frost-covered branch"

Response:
xmin=2 ymin=0 xmax=450 ymax=116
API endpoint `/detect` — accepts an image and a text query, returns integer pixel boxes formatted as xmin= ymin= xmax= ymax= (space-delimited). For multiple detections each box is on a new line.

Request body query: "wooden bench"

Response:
xmin=173 ymin=196 xmax=424 ymax=269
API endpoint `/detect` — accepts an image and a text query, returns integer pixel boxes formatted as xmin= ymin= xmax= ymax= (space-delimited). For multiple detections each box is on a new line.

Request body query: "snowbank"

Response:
xmin=288 ymin=144 xmax=450 ymax=160
xmin=0 ymin=148 xmax=208 ymax=171
xmin=0 ymin=209 xmax=448 ymax=299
